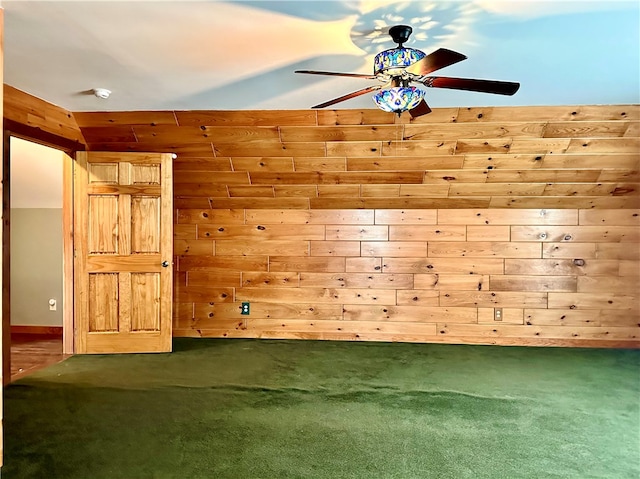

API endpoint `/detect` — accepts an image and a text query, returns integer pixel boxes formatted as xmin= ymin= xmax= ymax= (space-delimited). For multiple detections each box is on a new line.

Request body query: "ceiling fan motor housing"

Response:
xmin=389 ymin=25 xmax=413 ymax=46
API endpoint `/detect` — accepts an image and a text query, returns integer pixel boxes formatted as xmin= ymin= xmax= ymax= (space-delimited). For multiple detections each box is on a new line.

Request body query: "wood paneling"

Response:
xmin=4 ymin=84 xmax=85 ymax=145
xmin=74 ymin=105 xmax=639 ymax=211
xmin=171 ymin=204 xmax=638 ymax=346
xmin=35 ymin=103 xmax=637 ymax=347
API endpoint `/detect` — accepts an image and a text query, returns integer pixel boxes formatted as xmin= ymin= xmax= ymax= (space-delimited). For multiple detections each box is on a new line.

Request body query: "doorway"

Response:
xmin=7 ymin=136 xmax=73 ymax=381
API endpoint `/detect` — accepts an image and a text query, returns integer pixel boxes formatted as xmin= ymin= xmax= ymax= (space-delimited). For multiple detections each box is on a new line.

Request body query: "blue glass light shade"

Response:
xmin=373 ymin=87 xmax=424 ymax=114
xmin=374 ymin=47 xmax=426 ymax=75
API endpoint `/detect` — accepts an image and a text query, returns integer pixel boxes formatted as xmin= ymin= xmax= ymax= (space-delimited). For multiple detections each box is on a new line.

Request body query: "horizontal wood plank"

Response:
xmin=343 ymin=305 xmax=477 ymax=323
xmin=347 ymin=156 xmax=463 ymax=171
xmin=374 ymin=210 xmax=437 ymax=224
xmin=198 ymin=224 xmax=325 ymax=241
xmin=236 ymin=287 xmax=396 ymax=304
xmin=382 ymin=257 xmax=504 ymax=274
xmin=326 ymin=225 xmax=388 ymax=241
xmin=414 ymin=274 xmax=488 ymax=291
xmin=579 ymin=209 xmax=640 ymax=226
xmin=280 ymin=125 xmax=403 ymax=142
xmin=524 ymin=309 xmax=639 ymax=327
xmin=245 ymin=319 xmax=438 ymax=335
xmin=299 ymin=273 xmax=413 ymax=289
xmin=178 ymin=255 xmax=268 ymax=272
xmin=361 ymin=241 xmax=428 ymax=257
xmin=177 ymin=209 xmax=245 ymax=224
xmin=489 ymin=275 xmax=577 ymax=292
xmin=427 ymin=242 xmax=541 ymax=258
xmin=436 ymin=209 xmax=578 ymax=225
xmin=310 ymin=241 xmax=361 ymax=257
xmin=437 ymin=324 xmax=639 ymax=340
xmin=389 ymin=225 xmax=466 ymax=241
xmin=548 ymin=292 xmax=639 ymax=310
xmin=231 ymin=157 xmax=295 ymax=172
xmin=576 ymin=276 xmax=640 ymax=294
xmin=174 ymin=239 xmax=214 ymax=256
xmin=193 ymin=302 xmax=343 ymax=322
xmin=246 ymin=209 xmax=374 ymax=225
xmin=504 ymin=259 xmax=622 ymax=276
xmin=214 ymin=240 xmax=310 ymax=256
xmin=269 ymin=257 xmax=346 ymax=273
xmin=241 ymin=272 xmax=300 ymax=288
xmin=175 ymin=110 xmax=317 ymax=127
xmin=439 ymin=291 xmax=548 ymax=308
xmin=455 ymin=105 xmax=639 ymax=122
xmin=511 ymin=225 xmax=639 ymax=243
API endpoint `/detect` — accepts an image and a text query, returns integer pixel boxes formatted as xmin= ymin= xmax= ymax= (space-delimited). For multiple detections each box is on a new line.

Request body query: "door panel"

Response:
xmin=88 ymin=273 xmax=119 ymax=332
xmin=75 ymin=152 xmax=172 ymax=354
xmin=88 ymin=195 xmax=118 ymax=253
xmin=88 ymin=162 xmax=119 ymax=184
xmin=131 ymin=197 xmax=160 ymax=253
xmin=131 ymin=273 xmax=161 ymax=331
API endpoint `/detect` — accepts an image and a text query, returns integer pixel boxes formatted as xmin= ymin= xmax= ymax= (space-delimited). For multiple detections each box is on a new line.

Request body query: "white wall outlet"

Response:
xmin=49 ymin=298 xmax=57 ymax=311
xmin=494 ymin=308 xmax=502 ymax=321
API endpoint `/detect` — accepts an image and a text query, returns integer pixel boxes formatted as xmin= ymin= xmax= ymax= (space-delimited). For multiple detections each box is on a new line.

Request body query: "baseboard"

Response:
xmin=11 ymin=325 xmax=63 ymax=337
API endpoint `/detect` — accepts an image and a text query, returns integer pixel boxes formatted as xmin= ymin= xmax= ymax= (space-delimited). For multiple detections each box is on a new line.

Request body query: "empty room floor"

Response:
xmin=3 ymin=338 xmax=639 ymax=478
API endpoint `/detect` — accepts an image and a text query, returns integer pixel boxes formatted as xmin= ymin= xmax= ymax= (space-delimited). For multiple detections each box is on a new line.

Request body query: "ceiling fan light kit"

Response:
xmin=373 ymin=86 xmax=424 ymax=113
xmin=295 ymin=24 xmax=520 ymax=118
xmin=374 ymin=47 xmax=426 ymax=76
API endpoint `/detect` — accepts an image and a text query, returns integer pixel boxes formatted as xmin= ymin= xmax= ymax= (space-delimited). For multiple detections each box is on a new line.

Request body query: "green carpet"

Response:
xmin=3 ymin=339 xmax=639 ymax=478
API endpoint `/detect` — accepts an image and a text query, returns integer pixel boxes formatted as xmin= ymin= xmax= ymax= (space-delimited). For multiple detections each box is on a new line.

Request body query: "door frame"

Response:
xmin=2 ymin=126 xmax=77 ymax=383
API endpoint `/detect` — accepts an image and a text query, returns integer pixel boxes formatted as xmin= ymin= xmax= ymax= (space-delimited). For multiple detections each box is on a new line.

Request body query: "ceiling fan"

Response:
xmin=295 ymin=25 xmax=520 ymax=118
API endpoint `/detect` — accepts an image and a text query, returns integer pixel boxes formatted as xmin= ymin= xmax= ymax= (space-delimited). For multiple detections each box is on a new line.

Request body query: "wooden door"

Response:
xmin=74 ymin=152 xmax=173 ymax=353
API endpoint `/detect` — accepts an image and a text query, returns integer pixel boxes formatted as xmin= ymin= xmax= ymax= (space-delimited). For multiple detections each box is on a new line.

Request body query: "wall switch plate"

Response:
xmin=494 ymin=308 xmax=502 ymax=321
xmin=241 ymin=302 xmax=250 ymax=315
xmin=49 ymin=299 xmax=57 ymax=311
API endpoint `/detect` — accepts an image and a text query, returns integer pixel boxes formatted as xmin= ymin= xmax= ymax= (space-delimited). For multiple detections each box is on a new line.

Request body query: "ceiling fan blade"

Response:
xmin=423 ymin=76 xmax=521 ymax=95
xmin=311 ymin=85 xmax=382 ymax=109
xmin=405 ymin=48 xmax=467 ymax=76
xmin=295 ymin=70 xmax=377 ymax=79
xmin=409 ymin=99 xmax=432 ymax=118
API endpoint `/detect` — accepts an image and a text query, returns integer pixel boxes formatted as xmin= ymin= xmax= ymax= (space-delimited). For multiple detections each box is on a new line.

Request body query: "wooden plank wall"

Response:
xmin=73 ymin=105 xmax=640 ymax=210
xmin=74 ymin=104 xmax=640 ymax=347
xmin=3 ymin=84 xmax=85 ymax=145
xmin=167 ymin=207 xmax=638 ymax=347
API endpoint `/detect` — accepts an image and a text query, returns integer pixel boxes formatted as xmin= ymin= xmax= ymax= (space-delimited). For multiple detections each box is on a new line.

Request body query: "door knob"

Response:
xmin=162 ymin=260 xmax=170 ymax=267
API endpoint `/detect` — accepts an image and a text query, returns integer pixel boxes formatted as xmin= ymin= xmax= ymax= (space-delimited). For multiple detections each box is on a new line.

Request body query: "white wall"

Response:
xmin=11 ymin=137 xmax=63 ymax=208
xmin=10 ymin=137 xmax=64 ymax=326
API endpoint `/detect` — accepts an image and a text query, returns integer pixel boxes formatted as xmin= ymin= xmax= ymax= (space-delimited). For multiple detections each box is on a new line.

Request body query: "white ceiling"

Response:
xmin=3 ymin=0 xmax=639 ymax=112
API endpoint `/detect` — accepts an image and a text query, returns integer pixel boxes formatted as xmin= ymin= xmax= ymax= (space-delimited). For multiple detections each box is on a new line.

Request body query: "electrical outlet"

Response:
xmin=49 ymin=299 xmax=57 ymax=311
xmin=241 ymin=302 xmax=250 ymax=315
xmin=494 ymin=308 xmax=502 ymax=321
